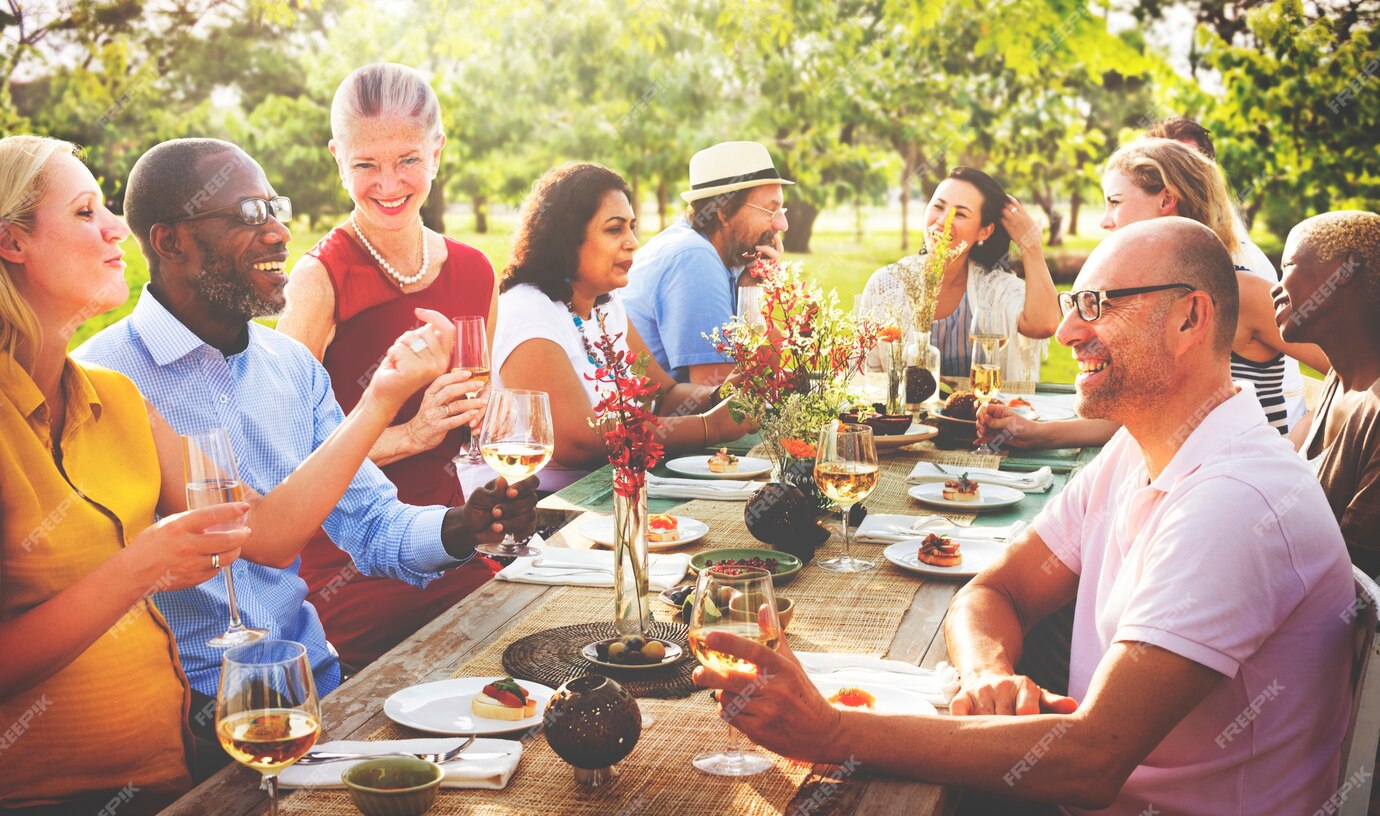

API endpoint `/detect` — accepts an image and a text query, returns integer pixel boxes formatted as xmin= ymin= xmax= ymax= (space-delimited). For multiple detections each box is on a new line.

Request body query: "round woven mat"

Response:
xmin=501 ymin=620 xmax=698 ymax=699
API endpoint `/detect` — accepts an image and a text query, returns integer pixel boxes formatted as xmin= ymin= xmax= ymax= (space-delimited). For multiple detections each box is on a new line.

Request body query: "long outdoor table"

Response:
xmin=165 ymin=389 xmax=1091 ymax=816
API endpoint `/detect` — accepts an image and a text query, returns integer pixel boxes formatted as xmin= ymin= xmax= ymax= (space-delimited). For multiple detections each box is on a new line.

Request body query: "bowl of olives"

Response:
xmin=581 ymin=635 xmax=683 ymax=670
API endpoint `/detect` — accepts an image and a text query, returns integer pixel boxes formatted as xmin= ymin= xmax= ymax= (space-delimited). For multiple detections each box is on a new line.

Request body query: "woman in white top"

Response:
xmin=458 ymin=164 xmax=751 ymax=494
xmin=858 ymin=167 xmax=1062 ymax=384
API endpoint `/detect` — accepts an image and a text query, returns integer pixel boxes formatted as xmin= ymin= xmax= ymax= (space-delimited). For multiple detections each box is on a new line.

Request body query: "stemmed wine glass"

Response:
xmin=475 ymin=388 xmax=553 ymax=558
xmin=814 ymin=422 xmax=879 ymax=573
xmin=216 ymin=639 xmax=320 ymax=816
xmin=970 ymin=306 xmax=1007 ymax=455
xmin=687 ymin=565 xmax=782 ymax=776
xmin=183 ymin=428 xmax=268 ymax=647
xmin=453 ymin=315 xmax=492 ymax=464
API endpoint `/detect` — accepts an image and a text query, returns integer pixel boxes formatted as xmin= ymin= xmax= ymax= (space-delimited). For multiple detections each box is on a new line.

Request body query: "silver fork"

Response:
xmin=296 ymin=736 xmax=475 ymax=766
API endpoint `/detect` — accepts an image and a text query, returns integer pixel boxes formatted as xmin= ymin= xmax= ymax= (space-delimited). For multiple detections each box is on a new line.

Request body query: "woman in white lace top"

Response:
xmin=858 ymin=167 xmax=1061 ymax=384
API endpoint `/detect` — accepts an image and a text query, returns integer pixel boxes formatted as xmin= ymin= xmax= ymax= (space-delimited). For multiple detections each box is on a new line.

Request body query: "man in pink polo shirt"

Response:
xmin=693 ymin=217 xmax=1354 ymax=814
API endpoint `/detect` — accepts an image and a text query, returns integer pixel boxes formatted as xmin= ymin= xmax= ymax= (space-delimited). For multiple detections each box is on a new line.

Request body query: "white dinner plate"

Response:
xmin=577 ymin=515 xmax=709 ymax=551
xmin=1008 ymin=397 xmax=1077 ymax=422
xmin=874 ymin=422 xmax=939 ymax=452
xmin=383 ymin=677 xmax=555 ymax=736
xmin=882 ymin=537 xmax=1009 ymax=579
xmin=810 ymin=677 xmax=939 ymax=716
xmin=907 ymin=482 xmax=1024 ymax=511
xmin=664 ymin=455 xmax=772 ymax=480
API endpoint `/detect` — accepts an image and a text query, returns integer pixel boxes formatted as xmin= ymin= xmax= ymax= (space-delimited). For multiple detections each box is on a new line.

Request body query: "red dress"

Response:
xmin=296 ymin=227 xmax=501 ymax=668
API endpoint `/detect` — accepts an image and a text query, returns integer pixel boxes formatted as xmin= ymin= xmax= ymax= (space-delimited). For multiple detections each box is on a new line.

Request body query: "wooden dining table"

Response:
xmin=163 ymin=386 xmax=1094 ymax=816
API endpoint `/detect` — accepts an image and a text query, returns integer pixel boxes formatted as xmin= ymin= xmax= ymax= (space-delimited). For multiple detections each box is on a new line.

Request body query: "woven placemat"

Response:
xmin=502 ymin=620 xmax=697 ymax=699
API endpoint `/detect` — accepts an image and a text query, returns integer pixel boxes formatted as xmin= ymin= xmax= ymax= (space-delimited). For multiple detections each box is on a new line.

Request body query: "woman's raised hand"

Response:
xmin=1001 ymin=195 xmax=1044 ymax=253
xmin=120 ymin=503 xmax=249 ymax=594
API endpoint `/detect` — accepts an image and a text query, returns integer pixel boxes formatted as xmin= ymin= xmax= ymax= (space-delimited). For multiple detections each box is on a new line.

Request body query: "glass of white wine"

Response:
xmin=688 ymin=564 xmax=781 ymax=776
xmin=183 ymin=428 xmax=267 ymax=647
xmin=454 ymin=315 xmax=492 ymax=464
xmin=476 ymin=388 xmax=553 ymax=559
xmin=970 ymin=307 xmax=1007 ymax=455
xmin=814 ymin=422 xmax=879 ymax=573
xmin=216 ymin=639 xmax=320 ymax=816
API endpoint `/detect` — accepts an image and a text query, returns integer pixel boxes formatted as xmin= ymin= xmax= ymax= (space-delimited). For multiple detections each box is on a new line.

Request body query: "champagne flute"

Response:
xmin=183 ymin=428 xmax=267 ymax=647
xmin=216 ymin=639 xmax=320 ymax=816
xmin=475 ymin=389 xmax=553 ymax=558
xmin=453 ymin=316 xmax=492 ymax=464
xmin=688 ymin=565 xmax=781 ymax=776
xmin=970 ymin=307 xmax=1007 ymax=455
xmin=814 ymin=422 xmax=879 ymax=573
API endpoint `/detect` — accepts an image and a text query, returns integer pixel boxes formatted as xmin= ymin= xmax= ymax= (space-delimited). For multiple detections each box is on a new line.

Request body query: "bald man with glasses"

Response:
xmin=694 ymin=219 xmax=1353 ymax=814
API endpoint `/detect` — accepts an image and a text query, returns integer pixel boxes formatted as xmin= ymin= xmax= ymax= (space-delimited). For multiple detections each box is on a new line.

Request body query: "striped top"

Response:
xmin=933 ymin=290 xmax=974 ymax=377
xmin=1232 ymin=351 xmax=1289 ymax=433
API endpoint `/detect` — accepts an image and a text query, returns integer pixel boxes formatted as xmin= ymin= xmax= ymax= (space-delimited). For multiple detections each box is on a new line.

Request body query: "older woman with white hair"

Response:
xmin=277 ymin=63 xmax=501 ymax=668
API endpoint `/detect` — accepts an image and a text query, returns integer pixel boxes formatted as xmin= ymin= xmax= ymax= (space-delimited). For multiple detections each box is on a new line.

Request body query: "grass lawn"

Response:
xmin=73 ymin=212 xmax=1084 ymax=384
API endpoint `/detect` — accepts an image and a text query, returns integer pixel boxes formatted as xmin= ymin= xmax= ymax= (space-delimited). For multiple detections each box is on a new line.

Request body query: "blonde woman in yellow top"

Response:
xmin=0 ymin=136 xmax=454 ymax=813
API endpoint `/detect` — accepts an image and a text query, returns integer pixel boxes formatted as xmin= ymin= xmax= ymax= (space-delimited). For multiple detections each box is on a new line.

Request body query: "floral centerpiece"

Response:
xmin=586 ymin=314 xmax=664 ymax=636
xmin=710 ymin=258 xmax=881 ymax=508
xmin=885 ymin=209 xmax=966 ymax=407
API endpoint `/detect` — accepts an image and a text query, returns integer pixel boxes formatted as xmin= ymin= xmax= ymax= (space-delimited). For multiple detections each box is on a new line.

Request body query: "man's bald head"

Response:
xmin=1091 ymin=217 xmax=1239 ymax=353
xmin=124 ymin=138 xmax=258 ymax=277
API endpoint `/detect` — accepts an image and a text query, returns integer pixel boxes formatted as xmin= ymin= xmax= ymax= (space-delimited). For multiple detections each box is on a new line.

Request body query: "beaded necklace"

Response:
xmin=566 ymin=302 xmax=604 ymax=367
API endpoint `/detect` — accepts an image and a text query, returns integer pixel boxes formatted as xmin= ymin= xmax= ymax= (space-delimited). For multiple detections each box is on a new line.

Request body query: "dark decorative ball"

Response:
xmin=774 ymin=521 xmax=829 ymax=565
xmin=905 ymin=366 xmax=937 ymax=404
xmin=544 ymin=675 xmax=641 ymax=770
xmin=744 ymin=483 xmax=816 ymax=545
xmin=847 ymin=503 xmax=868 ymax=526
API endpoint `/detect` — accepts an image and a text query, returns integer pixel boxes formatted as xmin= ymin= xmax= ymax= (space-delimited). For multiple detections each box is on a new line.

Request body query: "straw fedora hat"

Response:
xmin=680 ymin=141 xmax=795 ymax=203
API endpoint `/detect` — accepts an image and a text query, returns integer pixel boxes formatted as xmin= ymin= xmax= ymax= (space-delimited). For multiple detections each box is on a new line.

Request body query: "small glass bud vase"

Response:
xmin=612 ymin=483 xmax=650 ymax=637
xmin=904 ymin=329 xmax=943 ymax=413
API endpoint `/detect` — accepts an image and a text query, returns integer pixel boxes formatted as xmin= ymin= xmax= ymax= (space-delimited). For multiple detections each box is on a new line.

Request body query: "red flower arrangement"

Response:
xmin=586 ymin=313 xmax=665 ymax=498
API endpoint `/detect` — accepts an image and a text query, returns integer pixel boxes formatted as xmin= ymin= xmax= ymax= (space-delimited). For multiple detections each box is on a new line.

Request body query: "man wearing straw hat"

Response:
xmin=623 ymin=140 xmax=792 ymax=384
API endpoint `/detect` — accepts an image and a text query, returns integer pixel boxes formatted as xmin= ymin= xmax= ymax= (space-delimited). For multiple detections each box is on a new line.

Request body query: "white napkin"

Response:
xmin=275 ymin=738 xmax=522 ymax=790
xmin=494 ymin=547 xmax=692 ymax=590
xmin=906 ymin=462 xmax=1054 ymax=493
xmin=646 ymin=474 xmax=759 ymax=502
xmin=796 ymin=652 xmax=960 ymax=707
xmin=854 ymin=514 xmax=1025 ymax=546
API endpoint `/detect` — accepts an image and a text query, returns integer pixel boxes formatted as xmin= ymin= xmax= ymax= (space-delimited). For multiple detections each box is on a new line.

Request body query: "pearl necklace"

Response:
xmin=351 ymin=215 xmax=429 ymax=287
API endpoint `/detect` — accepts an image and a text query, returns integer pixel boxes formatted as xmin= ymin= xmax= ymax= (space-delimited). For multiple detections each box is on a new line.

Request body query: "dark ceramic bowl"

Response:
xmin=862 ymin=414 xmax=913 ymax=436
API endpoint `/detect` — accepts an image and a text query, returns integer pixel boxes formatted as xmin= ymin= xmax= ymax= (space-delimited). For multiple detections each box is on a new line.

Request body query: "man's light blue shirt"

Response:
xmin=622 ymin=219 xmax=736 ymax=381
xmin=75 ymin=287 xmax=461 ymax=696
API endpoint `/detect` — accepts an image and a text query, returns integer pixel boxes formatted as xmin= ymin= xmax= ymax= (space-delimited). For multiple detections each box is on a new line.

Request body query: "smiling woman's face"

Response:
xmin=923 ymin=178 xmax=992 ymax=258
xmin=332 ymin=120 xmax=444 ymax=232
xmin=574 ymin=190 xmax=638 ymax=296
xmin=16 ymin=153 xmax=131 ymax=321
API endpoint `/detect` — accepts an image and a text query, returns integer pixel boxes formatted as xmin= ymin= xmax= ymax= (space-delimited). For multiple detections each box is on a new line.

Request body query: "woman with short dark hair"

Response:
xmin=457 ymin=163 xmax=752 ymax=494
xmin=858 ymin=167 xmax=1061 ymax=383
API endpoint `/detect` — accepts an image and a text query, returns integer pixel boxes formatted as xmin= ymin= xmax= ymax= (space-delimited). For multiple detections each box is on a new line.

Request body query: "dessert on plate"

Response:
xmin=917 ymin=533 xmax=963 ymax=568
xmin=708 ymin=448 xmax=739 ymax=473
xmin=471 ymin=677 xmax=537 ymax=720
xmin=648 ymin=513 xmax=680 ymax=542
xmin=827 ymin=687 xmax=877 ymax=709
xmin=942 ymin=473 xmax=980 ymax=503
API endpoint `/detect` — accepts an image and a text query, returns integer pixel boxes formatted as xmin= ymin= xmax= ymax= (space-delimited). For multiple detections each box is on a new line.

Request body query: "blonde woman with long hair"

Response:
xmin=980 ymin=138 xmax=1330 ymax=450
xmin=0 ymin=134 xmax=455 ymax=811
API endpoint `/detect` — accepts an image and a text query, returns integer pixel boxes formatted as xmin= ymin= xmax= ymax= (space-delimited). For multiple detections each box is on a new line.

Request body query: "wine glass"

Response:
xmin=687 ymin=565 xmax=782 ymax=776
xmin=183 ymin=428 xmax=268 ymax=647
xmin=737 ymin=284 xmax=767 ymax=331
xmin=814 ymin=422 xmax=879 ymax=573
xmin=969 ymin=306 xmax=1007 ymax=455
xmin=475 ymin=389 xmax=553 ymax=558
xmin=216 ymin=639 xmax=320 ymax=816
xmin=453 ymin=316 xmax=492 ymax=464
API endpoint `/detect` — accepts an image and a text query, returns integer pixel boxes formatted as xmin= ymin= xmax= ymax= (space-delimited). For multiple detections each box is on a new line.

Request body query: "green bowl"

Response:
xmin=341 ymin=757 xmax=443 ymax=816
xmin=690 ymin=548 xmax=802 ymax=584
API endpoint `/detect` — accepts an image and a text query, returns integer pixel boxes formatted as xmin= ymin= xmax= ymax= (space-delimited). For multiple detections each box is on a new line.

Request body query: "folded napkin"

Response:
xmin=276 ymin=738 xmax=522 ymax=790
xmin=646 ymin=474 xmax=759 ymax=502
xmin=495 ymin=547 xmax=691 ymax=590
xmin=854 ymin=514 xmax=1026 ymax=546
xmin=906 ymin=462 xmax=1054 ymax=493
xmin=796 ymin=652 xmax=960 ymax=707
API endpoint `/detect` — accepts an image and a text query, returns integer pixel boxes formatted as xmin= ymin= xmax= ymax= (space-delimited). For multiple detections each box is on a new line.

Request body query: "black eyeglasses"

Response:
xmin=168 ymin=196 xmax=292 ymax=227
xmin=1058 ymin=283 xmax=1197 ymax=322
